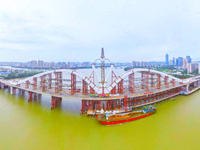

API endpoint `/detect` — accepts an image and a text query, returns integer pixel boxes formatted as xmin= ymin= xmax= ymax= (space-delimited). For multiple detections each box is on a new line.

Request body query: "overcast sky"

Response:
xmin=0 ymin=0 xmax=200 ymax=62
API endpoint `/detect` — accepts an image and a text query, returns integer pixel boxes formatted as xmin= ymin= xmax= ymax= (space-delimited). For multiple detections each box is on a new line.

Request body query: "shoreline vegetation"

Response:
xmin=0 ymin=71 xmax=42 ymax=80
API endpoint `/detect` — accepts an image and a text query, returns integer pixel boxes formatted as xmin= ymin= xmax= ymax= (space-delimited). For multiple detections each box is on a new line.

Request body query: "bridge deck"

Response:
xmin=0 ymin=79 xmax=192 ymax=100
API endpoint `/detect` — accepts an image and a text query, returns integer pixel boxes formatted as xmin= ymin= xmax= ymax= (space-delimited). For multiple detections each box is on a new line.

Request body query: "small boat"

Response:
xmin=96 ymin=106 xmax=156 ymax=125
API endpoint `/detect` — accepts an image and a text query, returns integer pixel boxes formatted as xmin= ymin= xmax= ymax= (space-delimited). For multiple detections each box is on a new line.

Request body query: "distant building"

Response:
xmin=165 ymin=54 xmax=169 ymax=65
xmin=30 ymin=60 xmax=37 ymax=68
xmin=183 ymin=58 xmax=188 ymax=70
xmin=188 ymin=63 xmax=197 ymax=73
xmin=177 ymin=57 xmax=183 ymax=66
xmin=198 ymin=63 xmax=200 ymax=74
xmin=176 ymin=58 xmax=178 ymax=66
xmin=132 ymin=61 xmax=136 ymax=67
xmin=173 ymin=57 xmax=175 ymax=66
xmin=186 ymin=56 xmax=192 ymax=63
xmin=38 ymin=60 xmax=44 ymax=68
xmin=169 ymin=60 xmax=173 ymax=65
xmin=49 ymin=62 xmax=54 ymax=68
xmin=82 ymin=62 xmax=91 ymax=67
xmin=136 ymin=61 xmax=140 ymax=67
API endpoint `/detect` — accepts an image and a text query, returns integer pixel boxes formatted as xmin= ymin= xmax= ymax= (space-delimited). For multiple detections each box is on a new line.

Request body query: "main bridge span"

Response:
xmin=0 ymin=49 xmax=200 ymax=114
xmin=0 ymin=68 xmax=200 ymax=114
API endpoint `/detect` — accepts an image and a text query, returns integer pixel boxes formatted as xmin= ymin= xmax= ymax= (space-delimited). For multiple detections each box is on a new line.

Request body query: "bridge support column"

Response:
xmin=21 ymin=89 xmax=25 ymax=95
xmin=38 ymin=94 xmax=42 ymax=99
xmin=186 ymin=84 xmax=189 ymax=92
xmin=1 ymin=83 xmax=5 ymax=89
xmin=33 ymin=93 xmax=37 ymax=100
xmin=10 ymin=87 xmax=16 ymax=95
xmin=28 ymin=91 xmax=33 ymax=102
xmin=128 ymin=72 xmax=134 ymax=93
xmin=51 ymin=96 xmax=62 ymax=109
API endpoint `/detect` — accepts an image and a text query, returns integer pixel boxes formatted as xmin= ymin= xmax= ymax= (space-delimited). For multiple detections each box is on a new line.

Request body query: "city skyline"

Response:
xmin=0 ymin=0 xmax=200 ymax=62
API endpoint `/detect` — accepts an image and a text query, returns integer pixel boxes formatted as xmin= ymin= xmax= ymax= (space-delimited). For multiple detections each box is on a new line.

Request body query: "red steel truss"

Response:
xmin=48 ymin=73 xmax=52 ymax=89
xmin=164 ymin=76 xmax=169 ymax=88
xmin=89 ymin=71 xmax=94 ymax=83
xmin=111 ymin=86 xmax=116 ymax=94
xmin=118 ymin=79 xmax=124 ymax=94
xmin=40 ymin=75 xmax=46 ymax=92
xmin=25 ymin=81 xmax=30 ymax=88
xmin=111 ymin=71 xmax=118 ymax=94
xmin=145 ymin=72 xmax=149 ymax=92
xmin=150 ymin=73 xmax=154 ymax=87
xmin=90 ymin=86 xmax=95 ymax=94
xmin=124 ymin=95 xmax=128 ymax=111
xmin=33 ymin=77 xmax=37 ymax=90
xmin=71 ymin=73 xmax=76 ymax=95
xmin=82 ymin=80 xmax=88 ymax=95
xmin=141 ymin=72 xmax=145 ymax=89
xmin=157 ymin=74 xmax=161 ymax=89
xmin=54 ymin=71 xmax=62 ymax=94
xmin=171 ymin=79 xmax=176 ymax=87
xmin=128 ymin=72 xmax=134 ymax=93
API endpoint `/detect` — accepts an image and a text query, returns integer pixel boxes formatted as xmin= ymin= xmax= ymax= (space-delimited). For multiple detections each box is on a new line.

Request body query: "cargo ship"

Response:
xmin=96 ymin=106 xmax=156 ymax=125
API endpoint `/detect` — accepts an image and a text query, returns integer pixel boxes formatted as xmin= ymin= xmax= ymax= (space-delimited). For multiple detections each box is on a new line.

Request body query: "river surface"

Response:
xmin=1 ymin=69 xmax=200 ymax=149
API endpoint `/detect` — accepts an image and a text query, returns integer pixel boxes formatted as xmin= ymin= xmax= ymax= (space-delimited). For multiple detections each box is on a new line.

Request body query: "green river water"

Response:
xmin=0 ymin=88 xmax=200 ymax=150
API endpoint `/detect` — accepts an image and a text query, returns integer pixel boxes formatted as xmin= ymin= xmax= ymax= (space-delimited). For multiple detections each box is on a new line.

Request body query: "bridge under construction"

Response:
xmin=0 ymin=48 xmax=200 ymax=114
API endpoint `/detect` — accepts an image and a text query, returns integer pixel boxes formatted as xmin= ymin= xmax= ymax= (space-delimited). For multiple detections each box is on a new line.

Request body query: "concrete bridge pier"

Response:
xmin=51 ymin=96 xmax=62 ymax=109
xmin=1 ymin=83 xmax=5 ymax=89
xmin=10 ymin=87 xmax=16 ymax=95
xmin=186 ymin=84 xmax=190 ymax=93
xmin=28 ymin=92 xmax=41 ymax=102
xmin=28 ymin=91 xmax=33 ymax=102
xmin=17 ymin=88 xmax=25 ymax=95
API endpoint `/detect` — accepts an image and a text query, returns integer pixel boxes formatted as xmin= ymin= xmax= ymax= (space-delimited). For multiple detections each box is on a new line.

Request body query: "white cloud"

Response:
xmin=0 ymin=0 xmax=200 ymax=61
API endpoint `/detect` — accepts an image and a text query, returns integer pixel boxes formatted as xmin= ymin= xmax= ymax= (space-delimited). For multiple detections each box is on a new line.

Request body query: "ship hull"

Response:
xmin=99 ymin=110 xmax=156 ymax=125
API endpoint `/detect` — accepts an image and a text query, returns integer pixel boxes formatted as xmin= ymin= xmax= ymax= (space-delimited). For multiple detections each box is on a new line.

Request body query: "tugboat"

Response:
xmin=96 ymin=105 xmax=156 ymax=125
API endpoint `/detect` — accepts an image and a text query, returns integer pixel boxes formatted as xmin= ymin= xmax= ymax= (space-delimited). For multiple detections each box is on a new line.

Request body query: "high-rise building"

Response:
xmin=177 ymin=57 xmax=183 ymax=66
xmin=188 ymin=63 xmax=197 ymax=73
xmin=38 ymin=60 xmax=44 ymax=68
xmin=169 ymin=60 xmax=173 ymax=65
xmin=186 ymin=56 xmax=192 ymax=63
xmin=183 ymin=58 xmax=188 ymax=70
xmin=30 ymin=60 xmax=37 ymax=68
xmin=136 ymin=61 xmax=140 ymax=67
xmin=176 ymin=58 xmax=178 ymax=66
xmin=173 ymin=57 xmax=175 ymax=65
xmin=132 ymin=61 xmax=136 ymax=67
xmin=165 ymin=54 xmax=169 ymax=65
